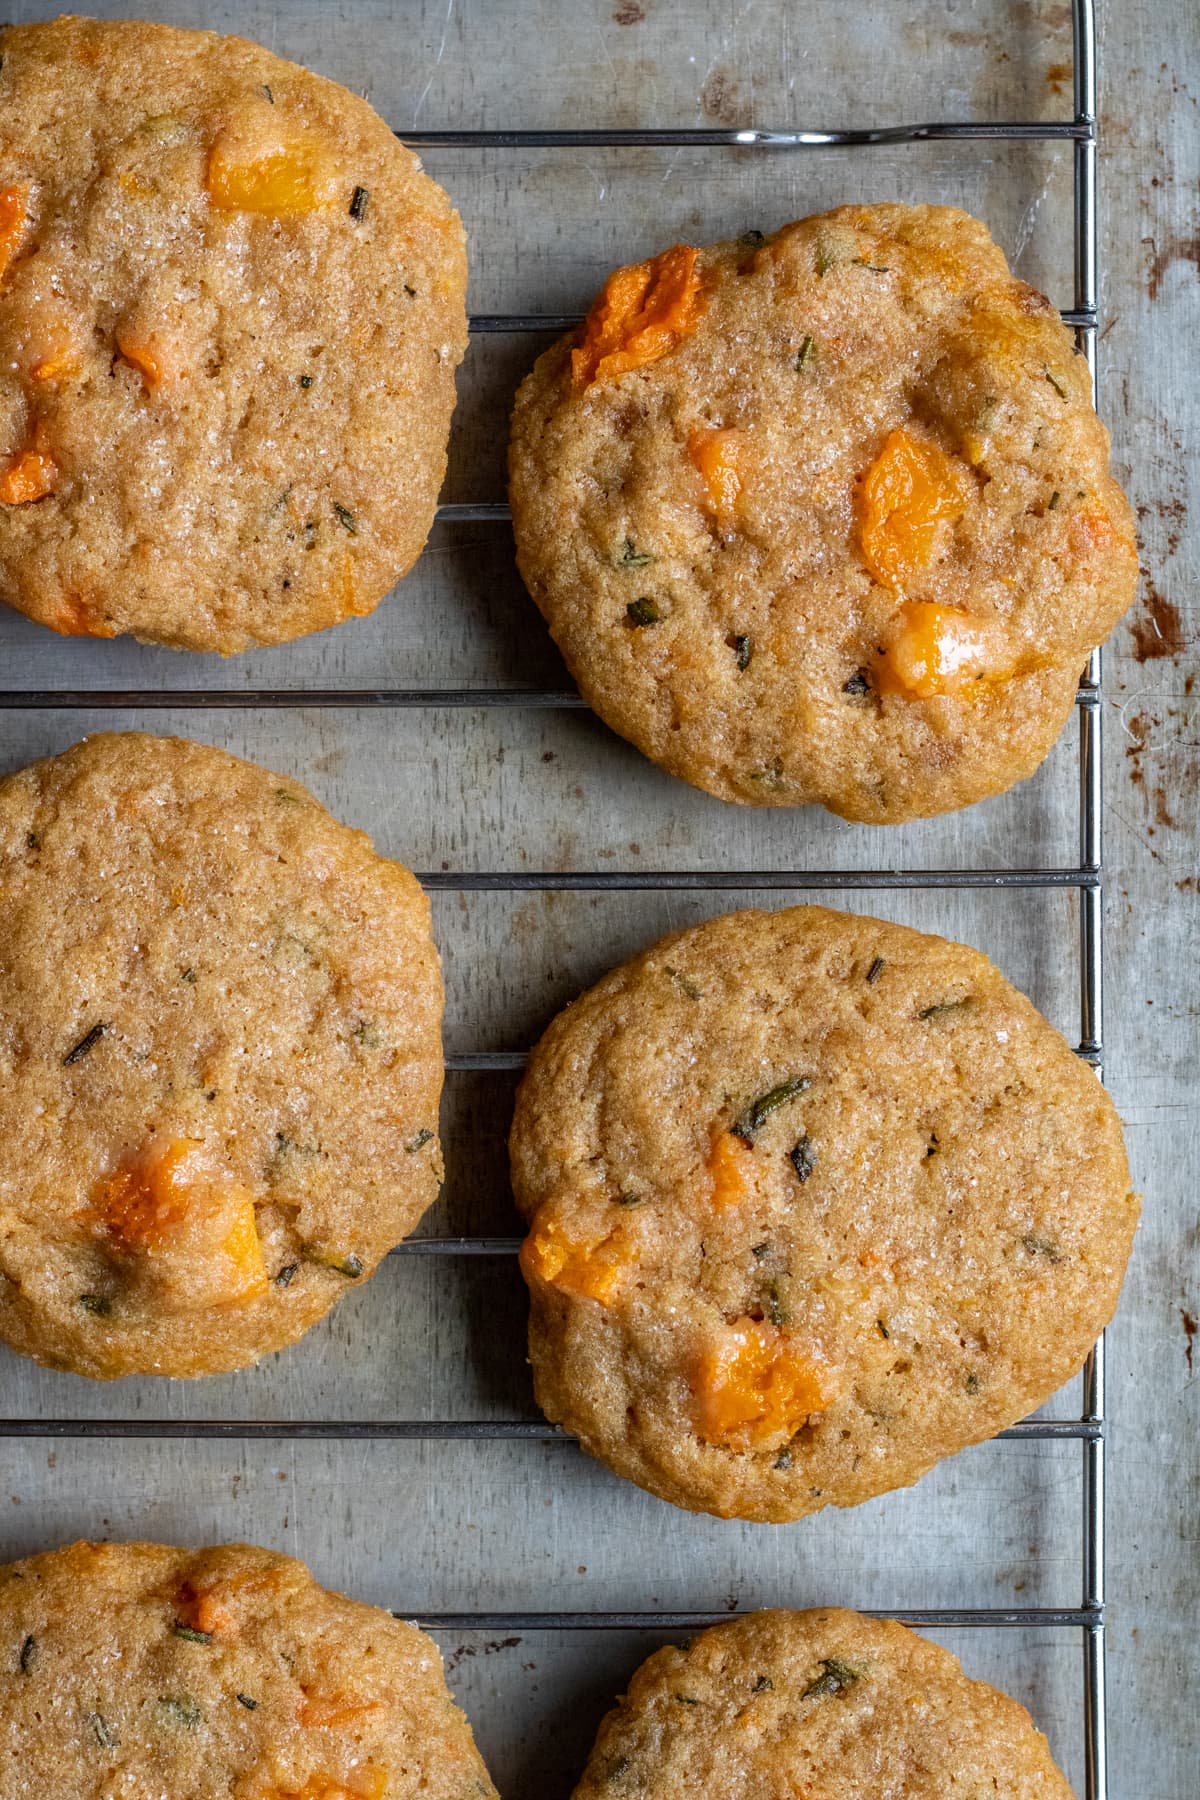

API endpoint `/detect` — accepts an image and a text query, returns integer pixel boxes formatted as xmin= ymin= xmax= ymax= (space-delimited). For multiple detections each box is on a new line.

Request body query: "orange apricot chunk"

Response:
xmin=0 ymin=443 xmax=56 ymax=505
xmin=264 ymin=1777 xmax=387 ymax=1800
xmin=859 ymin=428 xmax=974 ymax=590
xmin=116 ymin=331 xmax=178 ymax=393
xmin=206 ymin=138 xmax=331 ymax=216
xmin=689 ymin=427 xmax=746 ymax=523
xmin=693 ymin=1318 xmax=835 ymax=1448
xmin=48 ymin=592 xmax=115 ymax=639
xmin=520 ymin=1214 xmax=626 ymax=1305
xmin=571 ymin=244 xmax=705 ymax=388
xmin=93 ymin=1139 xmax=204 ymax=1251
xmin=1069 ymin=504 xmax=1119 ymax=557
xmin=875 ymin=600 xmax=1012 ymax=701
xmin=90 ymin=1139 xmax=268 ymax=1305
xmin=707 ymin=1130 xmax=753 ymax=1211
xmin=299 ymin=1692 xmax=384 ymax=1730
xmin=0 ymin=187 xmax=28 ymax=285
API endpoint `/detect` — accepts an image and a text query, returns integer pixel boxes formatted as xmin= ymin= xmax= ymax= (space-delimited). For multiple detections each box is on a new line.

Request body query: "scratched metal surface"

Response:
xmin=0 ymin=3 xmax=1195 ymax=1797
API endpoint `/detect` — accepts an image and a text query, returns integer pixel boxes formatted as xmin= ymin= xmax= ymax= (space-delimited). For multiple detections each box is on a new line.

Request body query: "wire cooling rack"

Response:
xmin=0 ymin=3 xmax=1110 ymax=1795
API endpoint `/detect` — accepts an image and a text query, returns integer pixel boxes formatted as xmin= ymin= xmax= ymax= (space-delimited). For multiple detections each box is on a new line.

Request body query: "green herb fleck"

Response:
xmin=172 ymin=1624 xmax=212 ymax=1645
xmin=267 ymin=1133 xmax=319 ymax=1183
xmin=274 ymin=1262 xmax=300 ymax=1288
xmin=926 ymin=1132 xmax=940 ymax=1158
xmin=842 ymin=669 xmax=871 ymax=698
xmin=789 ymin=1136 xmax=816 ymax=1184
xmin=814 ymin=245 xmax=838 ymax=277
xmin=765 ymin=1283 xmax=791 ymax=1327
xmin=274 ymin=787 xmax=304 ymax=805
xmin=334 ymin=503 xmax=359 ymax=535
xmin=965 ymin=1372 xmax=983 ymax=1394
xmin=876 ymin=1318 xmax=890 ymax=1339
xmin=180 ymin=966 xmax=198 ymax=984
xmin=673 ymin=1693 xmax=699 ymax=1705
xmin=773 ymin=1449 xmax=792 ymax=1471
xmin=405 ymin=1128 xmax=435 ymax=1154
xmin=18 ymin=1634 xmax=36 ymax=1675
xmin=1021 ymin=1233 xmax=1063 ymax=1264
xmin=752 ymin=1674 xmax=773 ymax=1693
xmin=606 ymin=1756 xmax=631 ymax=1783
xmin=1045 ymin=368 xmax=1070 ymax=399
xmin=750 ymin=762 xmax=784 ymax=788
xmin=614 ymin=1191 xmax=644 ymax=1207
xmin=664 ymin=964 xmax=702 ymax=1000
xmin=352 ymin=1019 xmax=382 ymax=1049
xmin=78 ymin=1294 xmax=112 ymax=1317
xmin=801 ymin=1657 xmax=859 ymax=1699
xmin=25 ymin=831 xmax=39 ymax=851
xmin=616 ymin=538 xmax=655 ymax=569
xmin=732 ymin=1075 xmax=811 ymax=1142
xmin=89 ymin=1712 xmax=118 ymax=1749
xmin=851 ymin=257 xmax=890 ymax=273
xmin=157 ymin=1694 xmax=202 ymax=1730
xmin=866 ymin=956 xmax=885 ymax=985
xmin=63 ymin=1022 xmax=106 ymax=1066
xmin=262 ymin=83 xmax=274 ymax=103
xmin=349 ymin=184 xmax=370 ymax=221
xmin=237 ymin=1693 xmax=259 ymax=1709
xmin=918 ymin=998 xmax=972 ymax=1023
xmin=626 ymin=597 xmax=660 ymax=627
xmin=299 ymin=374 xmax=314 ymax=389
xmin=727 ymin=632 xmax=752 ymax=671
xmin=738 ymin=229 xmax=765 ymax=248
xmin=795 ymin=334 xmax=817 ymax=371
xmin=1048 ymin=489 xmax=1060 ymax=510
xmin=751 ymin=1241 xmax=772 ymax=1260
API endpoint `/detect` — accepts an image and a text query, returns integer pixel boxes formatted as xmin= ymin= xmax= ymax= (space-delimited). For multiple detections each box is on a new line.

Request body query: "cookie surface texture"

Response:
xmin=570 ymin=1608 xmax=1075 ymax=1798
xmin=510 ymin=905 xmax=1136 ymax=1520
xmin=0 ymin=731 xmax=444 ymax=1379
xmin=0 ymin=15 xmax=467 ymax=651
xmin=0 ymin=1539 xmax=498 ymax=1798
xmin=509 ymin=205 xmax=1137 ymax=821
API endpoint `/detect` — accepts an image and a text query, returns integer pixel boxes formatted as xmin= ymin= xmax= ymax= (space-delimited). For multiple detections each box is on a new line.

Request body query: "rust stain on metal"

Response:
xmin=1130 ymin=581 xmax=1187 ymax=662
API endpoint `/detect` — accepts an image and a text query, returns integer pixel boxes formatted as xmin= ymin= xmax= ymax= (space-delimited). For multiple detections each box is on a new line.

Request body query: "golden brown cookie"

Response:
xmin=509 ymin=205 xmax=1137 ymax=821
xmin=0 ymin=1539 xmax=498 ymax=1798
xmin=0 ymin=732 xmax=444 ymax=1379
xmin=0 ymin=15 xmax=467 ymax=651
xmin=511 ymin=905 xmax=1136 ymax=1521
xmin=570 ymin=1608 xmax=1074 ymax=1798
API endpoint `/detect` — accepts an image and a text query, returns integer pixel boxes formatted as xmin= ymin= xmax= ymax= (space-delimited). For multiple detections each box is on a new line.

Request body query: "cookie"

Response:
xmin=508 ymin=205 xmax=1137 ymax=822
xmin=0 ymin=15 xmax=467 ymax=652
xmin=570 ymin=1608 xmax=1073 ymax=1798
xmin=0 ymin=1539 xmax=497 ymax=1799
xmin=510 ymin=905 xmax=1136 ymax=1521
xmin=0 ymin=732 xmax=444 ymax=1379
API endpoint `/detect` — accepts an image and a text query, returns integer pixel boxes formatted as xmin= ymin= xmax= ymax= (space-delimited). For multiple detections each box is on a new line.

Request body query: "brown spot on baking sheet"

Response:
xmin=1130 ymin=580 xmax=1186 ymax=662
xmin=1183 ymin=1308 xmax=1197 ymax=1374
xmin=1045 ymin=61 xmax=1072 ymax=94
xmin=700 ymin=67 xmax=743 ymax=126
xmin=613 ymin=1 xmax=646 ymax=21
xmin=1146 ymin=229 xmax=1200 ymax=300
xmin=445 ymin=1636 xmax=521 ymax=1672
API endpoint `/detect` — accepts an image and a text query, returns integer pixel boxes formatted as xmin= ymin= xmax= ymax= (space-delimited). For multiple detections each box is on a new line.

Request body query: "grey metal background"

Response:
xmin=0 ymin=4 xmax=1194 ymax=1797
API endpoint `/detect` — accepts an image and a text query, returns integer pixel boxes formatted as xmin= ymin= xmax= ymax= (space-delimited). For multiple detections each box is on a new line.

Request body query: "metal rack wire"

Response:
xmin=0 ymin=2 xmax=1109 ymax=1794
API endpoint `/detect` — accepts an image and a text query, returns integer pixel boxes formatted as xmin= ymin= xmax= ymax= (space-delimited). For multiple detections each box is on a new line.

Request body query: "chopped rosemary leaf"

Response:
xmin=18 ymin=1634 xmax=36 ymax=1674
xmin=789 ymin=1136 xmax=816 ymax=1184
xmin=795 ymin=334 xmax=816 ymax=371
xmin=732 ymin=1075 xmax=811 ymax=1142
xmin=181 ymin=966 xmax=198 ymax=984
xmin=352 ymin=1019 xmax=382 ymax=1048
xmin=842 ymin=669 xmax=871 ymax=698
xmin=274 ymin=787 xmax=303 ymax=805
xmin=814 ymin=246 xmax=837 ymax=276
xmin=237 ymin=1693 xmax=259 ymax=1709
xmin=727 ymin=632 xmax=752 ymax=671
xmin=1048 ymin=489 xmax=1061 ymax=510
xmin=616 ymin=538 xmax=655 ymax=568
xmin=664 ymin=964 xmax=702 ymax=1000
xmin=89 ymin=1712 xmax=118 ymax=1749
xmin=172 ymin=1624 xmax=212 ymax=1645
xmin=738 ymin=229 xmax=765 ymax=247
xmin=25 ymin=831 xmax=39 ymax=850
xmin=78 ymin=1294 xmax=112 ymax=1317
xmin=63 ymin=1022 xmax=106 ymax=1066
xmin=765 ymin=1283 xmax=791 ymax=1327
xmin=157 ymin=1694 xmax=202 ymax=1729
xmin=918 ymin=998 xmax=972 ymax=1022
xmin=262 ymin=83 xmax=274 ymax=103
xmin=876 ymin=1318 xmax=890 ymax=1339
xmin=965 ymin=1372 xmax=983 ymax=1393
xmin=606 ymin=1756 xmax=631 ymax=1781
xmin=405 ymin=1128 xmax=435 ymax=1154
xmin=673 ymin=1693 xmax=699 ymax=1705
xmin=752 ymin=1674 xmax=773 ymax=1693
xmin=349 ymin=184 xmax=370 ymax=221
xmin=751 ymin=1241 xmax=771 ymax=1260
xmin=1021 ymin=1233 xmax=1063 ymax=1263
xmin=851 ymin=257 xmax=890 ymax=273
xmin=1045 ymin=368 xmax=1070 ymax=399
xmin=299 ymin=374 xmax=314 ymax=389
xmin=614 ymin=1191 xmax=644 ymax=1207
xmin=309 ymin=1251 xmax=364 ymax=1279
xmin=773 ymin=1449 xmax=792 ymax=1470
xmin=801 ymin=1657 xmax=858 ymax=1699
xmin=274 ymin=1262 xmax=300 ymax=1288
xmin=866 ymin=956 xmax=886 ymax=985
xmin=334 ymin=503 xmax=358 ymax=534
xmin=626 ymin=597 xmax=660 ymax=626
